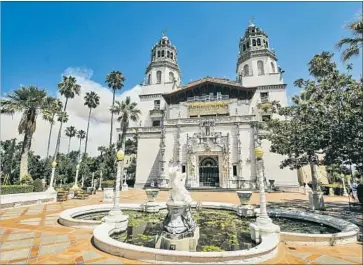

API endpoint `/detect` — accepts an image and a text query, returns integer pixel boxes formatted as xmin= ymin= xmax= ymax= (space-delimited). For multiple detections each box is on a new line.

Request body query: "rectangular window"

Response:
xmin=182 ymin=165 xmax=186 ymax=173
xmin=152 ymin=120 xmax=161 ymax=127
xmin=260 ymin=92 xmax=269 ymax=103
xmin=233 ymin=165 xmax=237 ymax=176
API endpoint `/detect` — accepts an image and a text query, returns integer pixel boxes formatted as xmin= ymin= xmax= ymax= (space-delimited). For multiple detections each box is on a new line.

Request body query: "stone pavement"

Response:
xmin=0 ymin=189 xmax=362 ymax=264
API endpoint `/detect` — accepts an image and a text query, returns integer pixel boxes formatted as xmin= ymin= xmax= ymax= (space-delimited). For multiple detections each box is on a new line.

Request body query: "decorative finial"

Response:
xmin=249 ymin=16 xmax=255 ymax=25
xmin=162 ymin=29 xmax=167 ymax=37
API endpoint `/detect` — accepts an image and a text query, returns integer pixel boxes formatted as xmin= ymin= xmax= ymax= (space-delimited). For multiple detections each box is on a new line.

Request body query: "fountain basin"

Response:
xmin=59 ymin=202 xmax=359 ymax=263
xmin=236 ymin=191 xmax=253 ymax=205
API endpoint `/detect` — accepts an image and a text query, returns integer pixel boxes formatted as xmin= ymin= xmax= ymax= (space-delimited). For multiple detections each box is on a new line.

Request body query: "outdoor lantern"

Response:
xmin=116 ymin=149 xmax=125 ymax=161
xmin=254 ymin=147 xmax=264 ymax=159
xmin=51 ymin=160 xmax=57 ymax=168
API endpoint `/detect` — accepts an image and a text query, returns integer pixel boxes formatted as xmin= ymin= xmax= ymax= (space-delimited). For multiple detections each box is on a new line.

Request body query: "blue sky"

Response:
xmin=1 ymin=1 xmax=362 ymax=99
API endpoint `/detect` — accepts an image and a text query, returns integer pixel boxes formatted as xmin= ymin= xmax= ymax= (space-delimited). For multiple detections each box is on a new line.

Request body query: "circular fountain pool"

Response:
xmin=75 ymin=209 xmax=339 ymax=241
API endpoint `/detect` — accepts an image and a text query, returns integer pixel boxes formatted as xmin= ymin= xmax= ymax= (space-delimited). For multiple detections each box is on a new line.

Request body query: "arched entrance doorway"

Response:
xmin=199 ymin=156 xmax=219 ymax=187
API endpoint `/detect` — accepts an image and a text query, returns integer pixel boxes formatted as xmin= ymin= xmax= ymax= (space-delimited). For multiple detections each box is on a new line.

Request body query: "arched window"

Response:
xmin=157 ymin=51 xmax=160 ymax=57
xmin=169 ymin=72 xmax=175 ymax=82
xmin=243 ymin=64 xmax=250 ymax=76
xmin=147 ymin=74 xmax=151 ymax=84
xmin=271 ymin=62 xmax=276 ymax=73
xmin=243 ymin=44 xmax=246 ymax=51
xmin=257 ymin=61 xmax=265 ymax=76
xmin=167 ymin=51 xmax=170 ymax=58
xmin=247 ymin=42 xmax=250 ymax=49
xmin=257 ymin=39 xmax=261 ymax=46
xmin=170 ymin=52 xmax=174 ymax=59
xmin=161 ymin=50 xmax=165 ymax=57
xmin=252 ymin=39 xmax=256 ymax=46
xmin=266 ymin=42 xmax=269 ymax=48
xmin=156 ymin=71 xmax=162 ymax=84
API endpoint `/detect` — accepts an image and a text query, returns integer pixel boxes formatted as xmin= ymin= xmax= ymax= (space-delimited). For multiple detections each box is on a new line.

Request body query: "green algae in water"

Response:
xmin=110 ymin=209 xmax=257 ymax=251
xmin=271 ymin=217 xmax=340 ymax=234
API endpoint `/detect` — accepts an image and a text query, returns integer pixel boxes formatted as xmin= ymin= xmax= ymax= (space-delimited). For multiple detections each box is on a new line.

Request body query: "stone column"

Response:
xmin=158 ymin=120 xmax=168 ymax=187
xmin=72 ymin=163 xmax=80 ymax=189
xmin=47 ymin=160 xmax=57 ymax=193
xmin=341 ymin=173 xmax=348 ymax=197
xmin=98 ymin=170 xmax=103 ymax=191
xmin=236 ymin=124 xmax=244 ymax=189
xmin=250 ymin=147 xmax=280 ymax=244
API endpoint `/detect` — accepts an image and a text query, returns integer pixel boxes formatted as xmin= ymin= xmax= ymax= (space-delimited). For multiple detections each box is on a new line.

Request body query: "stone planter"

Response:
xmin=103 ymin=188 xmax=114 ymax=204
xmin=145 ymin=188 xmax=160 ymax=202
xmin=236 ymin=191 xmax=252 ymax=205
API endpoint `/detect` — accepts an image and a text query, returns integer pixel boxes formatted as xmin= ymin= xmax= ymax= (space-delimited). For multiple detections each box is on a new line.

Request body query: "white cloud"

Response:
xmin=0 ymin=67 xmax=142 ymax=158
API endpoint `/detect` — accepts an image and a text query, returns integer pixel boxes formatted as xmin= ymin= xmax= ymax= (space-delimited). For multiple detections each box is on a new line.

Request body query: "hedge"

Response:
xmin=1 ymin=185 xmax=34 ymax=195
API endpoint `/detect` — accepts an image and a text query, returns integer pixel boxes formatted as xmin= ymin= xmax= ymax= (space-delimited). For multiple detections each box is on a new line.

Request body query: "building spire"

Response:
xmin=162 ymin=29 xmax=167 ymax=37
xmin=249 ymin=16 xmax=255 ymax=27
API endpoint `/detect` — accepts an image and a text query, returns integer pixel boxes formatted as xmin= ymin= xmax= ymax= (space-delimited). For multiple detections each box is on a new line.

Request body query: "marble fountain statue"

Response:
xmin=155 ymin=165 xmax=199 ymax=251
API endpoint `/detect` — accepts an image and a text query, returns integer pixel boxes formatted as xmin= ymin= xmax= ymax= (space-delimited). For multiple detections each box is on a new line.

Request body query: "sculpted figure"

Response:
xmin=168 ymin=165 xmax=192 ymax=204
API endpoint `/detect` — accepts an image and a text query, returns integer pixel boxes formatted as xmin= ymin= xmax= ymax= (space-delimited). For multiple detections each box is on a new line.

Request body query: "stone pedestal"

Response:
xmin=155 ymin=227 xmax=200 ymax=252
xmin=102 ymin=208 xmax=129 ymax=231
xmin=237 ymin=205 xmax=256 ymax=217
xmin=67 ymin=190 xmax=75 ymax=200
xmin=329 ymin=187 xmax=335 ymax=196
xmin=143 ymin=188 xmax=160 ymax=213
xmin=103 ymin=188 xmax=114 ymax=204
xmin=250 ymin=217 xmax=280 ymax=244
xmin=122 ymin=183 xmax=128 ymax=192
xmin=308 ymin=191 xmax=325 ymax=210
xmin=156 ymin=200 xmax=198 ymax=251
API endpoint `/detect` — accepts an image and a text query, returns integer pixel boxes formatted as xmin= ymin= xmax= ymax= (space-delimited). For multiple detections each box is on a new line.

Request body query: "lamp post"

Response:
xmin=250 ymin=146 xmax=280 ymax=244
xmin=103 ymin=149 xmax=129 ymax=230
xmin=72 ymin=163 xmax=80 ymax=189
xmin=110 ymin=149 xmax=124 ymax=214
xmin=47 ymin=160 xmax=57 ymax=193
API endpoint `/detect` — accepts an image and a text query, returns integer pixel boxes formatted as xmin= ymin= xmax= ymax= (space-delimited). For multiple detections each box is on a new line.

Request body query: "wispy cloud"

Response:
xmin=0 ymin=67 xmax=142 ymax=157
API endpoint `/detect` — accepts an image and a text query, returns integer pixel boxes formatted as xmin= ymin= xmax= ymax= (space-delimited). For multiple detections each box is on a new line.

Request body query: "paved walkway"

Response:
xmin=0 ymin=189 xmax=362 ymax=264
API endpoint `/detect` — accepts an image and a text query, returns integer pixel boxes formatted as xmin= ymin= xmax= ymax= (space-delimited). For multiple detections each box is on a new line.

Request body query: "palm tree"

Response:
xmin=0 ymin=86 xmax=49 ymax=179
xmin=84 ymin=91 xmax=100 ymax=154
xmin=111 ymin=96 xmax=140 ymax=151
xmin=105 ymin=71 xmax=125 ymax=147
xmin=57 ymin=111 xmax=69 ymax=124
xmin=54 ymin=76 xmax=81 ymax=160
xmin=76 ymin=130 xmax=86 ymax=160
xmin=42 ymin=98 xmax=63 ymax=158
xmin=65 ymin=126 xmax=77 ymax=154
xmin=336 ymin=13 xmax=363 ymax=62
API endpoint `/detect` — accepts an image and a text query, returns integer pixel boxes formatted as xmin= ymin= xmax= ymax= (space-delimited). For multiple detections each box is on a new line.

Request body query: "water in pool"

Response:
xmin=75 ymin=209 xmax=339 ymax=251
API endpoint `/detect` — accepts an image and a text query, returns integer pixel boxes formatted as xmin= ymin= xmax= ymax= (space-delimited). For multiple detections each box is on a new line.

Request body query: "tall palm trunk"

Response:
xmin=20 ymin=130 xmax=32 ymax=180
xmin=78 ymin=138 xmax=82 ymax=161
xmin=53 ymin=99 xmax=68 ymax=160
xmin=67 ymin=137 xmax=72 ymax=154
xmin=46 ymin=118 xmax=54 ymax=158
xmin=84 ymin=108 xmax=92 ymax=154
xmin=109 ymin=90 xmax=116 ymax=147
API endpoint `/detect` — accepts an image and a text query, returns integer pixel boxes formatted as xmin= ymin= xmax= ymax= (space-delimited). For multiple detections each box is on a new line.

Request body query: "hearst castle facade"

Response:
xmin=121 ymin=22 xmax=299 ymax=190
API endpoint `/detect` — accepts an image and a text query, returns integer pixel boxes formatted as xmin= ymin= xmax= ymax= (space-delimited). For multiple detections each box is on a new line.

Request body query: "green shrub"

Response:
xmin=20 ymin=174 xmax=34 ymax=185
xmin=33 ymin=179 xmax=44 ymax=192
xmin=102 ymin=180 xmax=115 ymax=188
xmin=1 ymin=185 xmax=34 ymax=195
xmin=201 ymin=245 xmax=223 ymax=252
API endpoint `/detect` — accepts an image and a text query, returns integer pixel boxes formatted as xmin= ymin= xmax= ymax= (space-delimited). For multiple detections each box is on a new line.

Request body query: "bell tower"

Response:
xmin=236 ymin=20 xmax=284 ymax=87
xmin=144 ymin=31 xmax=182 ymax=92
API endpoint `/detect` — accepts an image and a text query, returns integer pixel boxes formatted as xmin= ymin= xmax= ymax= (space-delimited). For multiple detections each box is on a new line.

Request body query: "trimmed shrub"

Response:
xmin=102 ymin=180 xmax=115 ymax=188
xmin=1 ymin=185 xmax=34 ymax=195
xmin=20 ymin=174 xmax=34 ymax=185
xmin=33 ymin=179 xmax=44 ymax=192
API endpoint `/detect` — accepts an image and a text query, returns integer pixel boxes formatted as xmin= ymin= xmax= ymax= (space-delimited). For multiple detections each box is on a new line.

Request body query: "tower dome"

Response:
xmin=236 ymin=20 xmax=283 ymax=87
xmin=144 ymin=31 xmax=181 ymax=88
